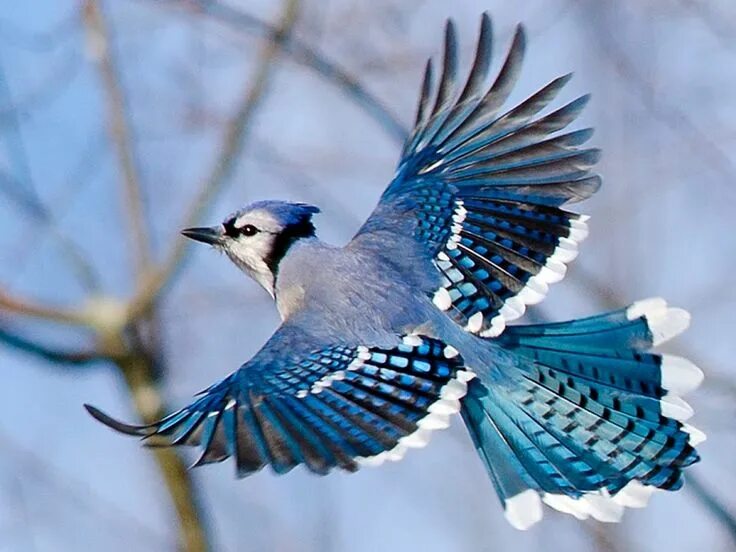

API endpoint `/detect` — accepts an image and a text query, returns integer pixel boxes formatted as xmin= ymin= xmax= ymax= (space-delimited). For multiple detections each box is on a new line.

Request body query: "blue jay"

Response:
xmin=87 ymin=14 xmax=704 ymax=529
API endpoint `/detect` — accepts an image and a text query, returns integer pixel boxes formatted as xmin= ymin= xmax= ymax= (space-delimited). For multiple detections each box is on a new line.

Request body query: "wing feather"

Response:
xmin=356 ymin=14 xmax=600 ymax=339
xmin=85 ymin=329 xmax=470 ymax=476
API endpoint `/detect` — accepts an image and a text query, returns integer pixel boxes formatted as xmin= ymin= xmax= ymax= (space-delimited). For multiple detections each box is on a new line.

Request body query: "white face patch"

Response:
xmin=222 ymin=209 xmax=284 ymax=296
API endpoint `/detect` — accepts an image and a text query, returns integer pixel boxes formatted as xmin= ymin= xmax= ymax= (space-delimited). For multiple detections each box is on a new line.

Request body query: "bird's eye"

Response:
xmin=223 ymin=220 xmax=259 ymax=238
xmin=240 ymin=224 xmax=258 ymax=237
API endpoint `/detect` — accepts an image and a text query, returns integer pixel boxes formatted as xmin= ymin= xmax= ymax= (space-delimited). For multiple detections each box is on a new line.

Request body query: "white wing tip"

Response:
xmin=357 ymin=364 xmax=470 ymax=467
xmin=440 ymin=378 xmax=467 ymax=400
xmin=428 ymin=398 xmax=460 ymax=415
xmin=433 ymin=288 xmax=453 ymax=311
xmin=401 ymin=428 xmax=432 ymax=448
xmin=465 ymin=311 xmax=483 ymax=333
xmin=473 ymin=216 xmax=588 ymax=337
xmin=443 ymin=345 xmax=460 ymax=358
xmin=542 ymin=483 xmax=652 ymax=524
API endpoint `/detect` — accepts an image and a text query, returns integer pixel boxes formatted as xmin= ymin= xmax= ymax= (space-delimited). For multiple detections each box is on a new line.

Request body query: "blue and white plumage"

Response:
xmin=86 ymin=14 xmax=703 ymax=529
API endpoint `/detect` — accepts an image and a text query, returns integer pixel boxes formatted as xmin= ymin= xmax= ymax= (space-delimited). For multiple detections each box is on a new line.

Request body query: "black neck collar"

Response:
xmin=265 ymin=219 xmax=316 ymax=277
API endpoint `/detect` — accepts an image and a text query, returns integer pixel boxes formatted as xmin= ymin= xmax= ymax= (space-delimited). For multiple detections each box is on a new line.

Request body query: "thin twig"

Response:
xmin=0 ymin=49 xmax=82 ymax=121
xmin=202 ymin=0 xmax=407 ymax=141
xmin=591 ymin=11 xmax=736 ymax=201
xmin=0 ymin=324 xmax=103 ymax=365
xmin=0 ymin=289 xmax=90 ymax=325
xmin=104 ymin=332 xmax=211 ymax=552
xmin=82 ymin=0 xmax=152 ymax=275
xmin=687 ymin=473 xmax=736 ymax=545
xmin=0 ymin=53 xmax=99 ymax=291
xmin=153 ymin=0 xmax=408 ymax=142
xmin=126 ymin=0 xmax=301 ymax=323
xmin=0 ymin=166 xmax=100 ymax=290
xmin=674 ymin=0 xmax=736 ymax=50
xmin=586 ymin=520 xmax=622 ymax=552
xmin=251 ymin=138 xmax=362 ymax=232
xmin=0 ymin=171 xmax=101 ymax=291
xmin=0 ymin=427 xmax=172 ymax=548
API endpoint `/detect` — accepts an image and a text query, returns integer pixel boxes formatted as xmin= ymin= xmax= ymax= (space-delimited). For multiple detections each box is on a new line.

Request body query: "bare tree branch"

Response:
xmin=0 ymin=49 xmax=82 ymax=121
xmin=157 ymin=0 xmax=408 ymax=142
xmin=0 ymin=426 xmax=172 ymax=548
xmin=126 ymin=0 xmax=301 ymax=323
xmin=675 ymin=0 xmax=736 ymax=50
xmin=0 ymin=324 xmax=103 ymax=365
xmin=0 ymin=55 xmax=99 ymax=291
xmin=0 ymin=289 xmax=90 ymax=325
xmin=687 ymin=473 xmax=736 ymax=545
xmin=589 ymin=8 xmax=736 ymax=201
xmin=82 ymin=0 xmax=152 ymax=275
xmin=101 ymin=330 xmax=212 ymax=552
xmin=0 ymin=167 xmax=100 ymax=290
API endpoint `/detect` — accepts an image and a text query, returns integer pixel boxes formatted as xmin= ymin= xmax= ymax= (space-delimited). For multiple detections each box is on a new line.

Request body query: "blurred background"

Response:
xmin=0 ymin=0 xmax=733 ymax=550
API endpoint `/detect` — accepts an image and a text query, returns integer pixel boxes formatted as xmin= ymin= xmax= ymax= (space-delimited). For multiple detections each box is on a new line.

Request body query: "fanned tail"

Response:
xmin=461 ymin=298 xmax=704 ymax=529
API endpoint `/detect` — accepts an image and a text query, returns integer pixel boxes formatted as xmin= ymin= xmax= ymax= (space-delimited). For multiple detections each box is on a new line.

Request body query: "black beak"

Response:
xmin=181 ymin=226 xmax=223 ymax=245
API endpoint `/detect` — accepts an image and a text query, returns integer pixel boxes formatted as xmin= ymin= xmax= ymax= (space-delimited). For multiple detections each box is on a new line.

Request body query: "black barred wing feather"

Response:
xmin=356 ymin=14 xmax=599 ymax=337
xmin=85 ymin=333 xmax=471 ymax=477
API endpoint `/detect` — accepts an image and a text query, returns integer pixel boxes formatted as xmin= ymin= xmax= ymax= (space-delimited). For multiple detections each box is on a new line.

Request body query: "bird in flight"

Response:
xmin=86 ymin=13 xmax=704 ymax=529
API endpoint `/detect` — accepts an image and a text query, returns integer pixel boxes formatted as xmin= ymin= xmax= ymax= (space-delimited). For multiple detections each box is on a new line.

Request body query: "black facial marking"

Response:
xmin=223 ymin=218 xmax=239 ymax=238
xmin=224 ymin=218 xmax=259 ymax=238
xmin=265 ymin=218 xmax=316 ymax=276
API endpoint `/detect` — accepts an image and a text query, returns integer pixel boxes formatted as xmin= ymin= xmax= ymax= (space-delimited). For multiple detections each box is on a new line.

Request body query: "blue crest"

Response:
xmin=229 ymin=200 xmax=320 ymax=229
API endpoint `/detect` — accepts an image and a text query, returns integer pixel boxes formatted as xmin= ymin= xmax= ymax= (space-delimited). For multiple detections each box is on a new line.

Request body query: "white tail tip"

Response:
xmin=660 ymin=393 xmax=694 ymax=421
xmin=505 ymin=490 xmax=543 ymax=530
xmin=660 ymin=355 xmax=704 ymax=395
xmin=681 ymin=423 xmax=707 ymax=446
xmin=626 ymin=298 xmax=690 ymax=346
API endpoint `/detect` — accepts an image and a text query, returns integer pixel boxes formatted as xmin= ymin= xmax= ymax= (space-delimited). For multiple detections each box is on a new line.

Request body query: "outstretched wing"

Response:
xmin=354 ymin=14 xmax=600 ymax=338
xmin=86 ymin=324 xmax=471 ymax=477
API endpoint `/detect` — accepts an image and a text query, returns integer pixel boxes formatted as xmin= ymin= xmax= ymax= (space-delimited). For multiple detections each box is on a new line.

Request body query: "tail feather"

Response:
xmin=461 ymin=298 xmax=703 ymax=528
xmin=514 ymin=374 xmax=695 ymax=486
xmin=520 ymin=361 xmax=688 ymax=446
xmin=506 ymin=297 xmax=691 ymax=352
xmin=489 ymin=387 xmax=611 ymax=492
xmin=461 ymin=392 xmax=545 ymax=529
xmin=463 ymin=382 xmax=626 ymax=528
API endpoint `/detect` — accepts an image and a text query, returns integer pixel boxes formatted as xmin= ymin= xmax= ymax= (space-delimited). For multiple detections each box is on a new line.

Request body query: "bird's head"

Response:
xmin=182 ymin=200 xmax=320 ymax=296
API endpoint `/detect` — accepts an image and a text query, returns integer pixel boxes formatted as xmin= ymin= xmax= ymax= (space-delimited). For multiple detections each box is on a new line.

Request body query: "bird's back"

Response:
xmin=275 ymin=233 xmax=441 ymax=344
